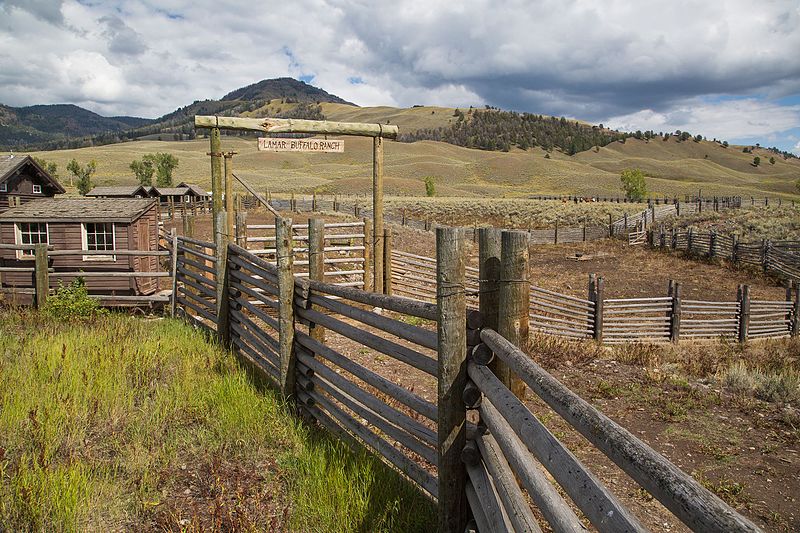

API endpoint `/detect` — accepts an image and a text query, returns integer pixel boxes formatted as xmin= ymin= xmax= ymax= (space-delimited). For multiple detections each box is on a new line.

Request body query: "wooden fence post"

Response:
xmin=608 ymin=213 xmax=613 ymax=237
xmin=478 ymin=228 xmax=504 ymax=383
xmin=762 ymin=240 xmax=771 ymax=273
xmin=277 ymin=217 xmax=296 ymax=399
xmin=34 ymin=243 xmax=49 ymax=309
xmin=169 ymin=228 xmax=179 ymax=317
xmin=738 ymin=284 xmax=750 ymax=343
xmin=210 ymin=127 xmax=223 ymax=238
xmin=215 ymin=210 xmax=230 ymax=346
xmin=312 ymin=191 xmax=317 ymax=211
xmin=732 ymin=234 xmax=739 ymax=263
xmin=373 ymin=136 xmax=385 ymax=296
xmin=594 ymin=277 xmax=604 ymax=342
xmin=235 ymin=211 xmax=248 ymax=248
xmin=362 ymin=218 xmax=373 ymax=292
xmin=182 ymin=214 xmax=195 ymax=238
xmin=436 ymin=227 xmax=467 ymax=533
xmin=308 ymin=218 xmax=326 ymax=345
xmin=709 ymin=231 xmax=716 ymax=258
xmin=499 ymin=230 xmax=529 ymax=399
xmin=383 ymin=227 xmax=393 ymax=295
xmin=554 ymin=220 xmax=559 ymax=244
xmin=669 ymin=280 xmax=681 ymax=343
xmin=792 ymin=284 xmax=800 ymax=336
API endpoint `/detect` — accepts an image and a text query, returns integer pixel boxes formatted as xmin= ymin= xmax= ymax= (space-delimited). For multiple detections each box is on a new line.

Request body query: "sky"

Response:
xmin=1 ymin=0 xmax=800 ymax=154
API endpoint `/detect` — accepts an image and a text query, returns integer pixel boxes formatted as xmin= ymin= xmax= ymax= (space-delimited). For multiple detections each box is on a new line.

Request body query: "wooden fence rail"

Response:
xmin=170 ymin=217 xmax=764 ymax=532
xmin=390 ymin=252 xmax=800 ymax=345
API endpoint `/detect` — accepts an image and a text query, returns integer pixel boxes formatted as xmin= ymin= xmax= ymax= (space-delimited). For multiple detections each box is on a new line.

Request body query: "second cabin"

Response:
xmin=0 ymin=155 xmax=65 ymax=213
xmin=0 ymin=198 xmax=161 ymax=299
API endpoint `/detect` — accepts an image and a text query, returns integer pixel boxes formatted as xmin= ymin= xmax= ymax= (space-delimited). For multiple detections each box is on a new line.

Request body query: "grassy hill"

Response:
xmin=17 ymin=125 xmax=798 ymax=199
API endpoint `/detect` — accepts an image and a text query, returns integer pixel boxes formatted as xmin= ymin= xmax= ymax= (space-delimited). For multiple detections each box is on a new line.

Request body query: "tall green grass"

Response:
xmin=0 ymin=311 xmax=435 ymax=531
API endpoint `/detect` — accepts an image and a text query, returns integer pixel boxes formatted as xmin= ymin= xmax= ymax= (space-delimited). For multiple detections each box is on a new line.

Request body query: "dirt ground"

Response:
xmin=170 ymin=208 xmax=799 ymax=532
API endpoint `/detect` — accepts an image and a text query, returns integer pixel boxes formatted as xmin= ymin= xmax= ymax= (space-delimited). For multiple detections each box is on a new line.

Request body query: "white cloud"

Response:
xmin=0 ymin=0 xmax=798 ymax=151
xmin=793 ymin=141 xmax=800 ymax=156
xmin=606 ymin=99 xmax=800 ymax=140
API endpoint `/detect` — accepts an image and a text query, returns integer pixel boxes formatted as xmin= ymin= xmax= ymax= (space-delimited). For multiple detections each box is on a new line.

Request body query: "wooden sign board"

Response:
xmin=258 ymin=137 xmax=344 ymax=153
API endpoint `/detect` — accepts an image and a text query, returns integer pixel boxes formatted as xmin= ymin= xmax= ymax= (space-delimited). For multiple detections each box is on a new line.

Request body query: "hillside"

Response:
xmin=0 ymin=104 xmax=152 ymax=148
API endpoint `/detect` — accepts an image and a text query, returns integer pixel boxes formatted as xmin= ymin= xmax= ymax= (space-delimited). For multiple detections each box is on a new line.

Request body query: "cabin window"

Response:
xmin=15 ymin=222 xmax=48 ymax=259
xmin=32 ymin=184 xmax=42 ymax=194
xmin=0 ymin=183 xmax=6 ymax=192
xmin=82 ymin=222 xmax=116 ymax=261
xmin=184 ymin=195 xmax=191 ymax=203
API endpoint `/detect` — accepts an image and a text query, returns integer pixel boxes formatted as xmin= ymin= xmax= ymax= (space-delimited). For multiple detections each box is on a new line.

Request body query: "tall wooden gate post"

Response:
xmin=308 ymin=218 xmax=326 ymax=345
xmin=669 ymin=280 xmax=682 ymax=343
xmin=478 ymin=228 xmax=505 ymax=384
xmin=499 ymin=230 xmax=529 ymax=399
xmin=209 ymin=127 xmax=223 ymax=238
xmin=277 ymin=217 xmax=297 ymax=399
xmin=214 ymin=210 xmax=231 ymax=346
xmin=436 ymin=227 xmax=467 ymax=533
xmin=235 ymin=211 xmax=248 ymax=248
xmin=34 ymin=243 xmax=49 ymax=309
xmin=373 ymin=136 xmax=385 ymax=293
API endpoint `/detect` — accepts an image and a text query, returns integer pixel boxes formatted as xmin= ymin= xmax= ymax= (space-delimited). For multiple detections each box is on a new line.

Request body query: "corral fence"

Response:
xmin=171 ymin=215 xmax=762 ymax=532
xmin=650 ymin=226 xmax=800 ymax=283
xmin=0 ymin=243 xmax=172 ymax=307
xmin=388 ymin=239 xmax=800 ymax=345
xmin=159 ymin=198 xmax=212 ymax=220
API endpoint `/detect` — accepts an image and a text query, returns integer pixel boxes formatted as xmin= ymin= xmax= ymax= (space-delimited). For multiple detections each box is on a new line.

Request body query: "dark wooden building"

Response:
xmin=0 ymin=154 xmax=65 ymax=212
xmin=85 ymin=185 xmax=151 ymax=198
xmin=0 ymin=198 xmax=160 ymax=296
xmin=155 ymin=183 xmax=209 ymax=203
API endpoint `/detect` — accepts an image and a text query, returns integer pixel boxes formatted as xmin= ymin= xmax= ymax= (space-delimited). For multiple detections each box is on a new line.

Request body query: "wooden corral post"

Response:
xmin=34 ymin=243 xmax=49 ymax=309
xmin=210 ymin=127 xmax=223 ymax=238
xmin=709 ymin=231 xmax=716 ymax=258
xmin=436 ymin=227 xmax=467 ymax=533
xmin=499 ymin=230 xmax=529 ymax=399
xmin=553 ymin=219 xmax=559 ymax=244
xmin=383 ymin=227 xmax=393 ymax=295
xmin=235 ymin=211 xmax=248 ymax=248
xmin=738 ymin=284 xmax=750 ymax=343
xmin=277 ymin=217 xmax=296 ymax=399
xmin=791 ymin=283 xmax=800 ymax=336
xmin=183 ymin=215 xmax=195 ymax=238
xmin=291 ymin=192 xmax=296 ymax=212
xmin=373 ymin=137 xmax=385 ymax=295
xmin=169 ymin=228 xmax=179 ymax=317
xmin=363 ymin=218 xmax=373 ymax=292
xmin=308 ymin=218 xmax=326 ymax=345
xmin=582 ymin=217 xmax=587 ymax=242
xmin=594 ymin=276 xmax=605 ymax=342
xmin=168 ymin=197 xmax=174 ymax=220
xmin=333 ymin=193 xmax=339 ymax=212
xmin=180 ymin=196 xmax=187 ymax=219
xmin=215 ymin=210 xmax=230 ymax=346
xmin=669 ymin=280 xmax=682 ymax=343
xmin=624 ymin=212 xmax=628 ymax=232
xmin=608 ymin=212 xmax=613 ymax=237
xmin=478 ymin=228 xmax=505 ymax=384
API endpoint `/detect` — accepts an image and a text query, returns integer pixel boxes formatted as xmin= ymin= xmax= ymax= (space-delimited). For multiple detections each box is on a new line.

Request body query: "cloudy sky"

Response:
xmin=2 ymin=0 xmax=800 ymax=153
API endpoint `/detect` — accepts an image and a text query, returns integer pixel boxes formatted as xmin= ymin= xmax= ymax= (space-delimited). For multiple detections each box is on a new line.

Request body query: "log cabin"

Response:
xmin=0 ymin=198 xmax=160 ymax=299
xmin=155 ymin=183 xmax=209 ymax=203
xmin=0 ymin=154 xmax=66 ymax=213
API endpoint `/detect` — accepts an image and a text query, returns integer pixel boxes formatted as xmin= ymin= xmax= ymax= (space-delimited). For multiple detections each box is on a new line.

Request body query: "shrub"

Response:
xmin=423 ymin=176 xmax=436 ymax=197
xmin=43 ymin=279 xmax=104 ymax=321
xmin=753 ymin=156 xmax=760 ymax=167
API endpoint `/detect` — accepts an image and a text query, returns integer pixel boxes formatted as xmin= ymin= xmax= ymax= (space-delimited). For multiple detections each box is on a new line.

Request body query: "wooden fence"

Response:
xmin=390 ymin=250 xmax=800 ymax=345
xmin=652 ymin=227 xmax=800 ymax=283
xmin=171 ymin=219 xmax=762 ymax=532
xmin=244 ymin=219 xmax=373 ymax=290
xmin=0 ymin=243 xmax=172 ymax=307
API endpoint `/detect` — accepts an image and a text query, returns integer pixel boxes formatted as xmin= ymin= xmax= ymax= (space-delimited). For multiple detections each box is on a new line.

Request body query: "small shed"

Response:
xmin=155 ymin=183 xmax=209 ymax=203
xmin=86 ymin=185 xmax=151 ymax=198
xmin=0 ymin=154 xmax=65 ymax=212
xmin=0 ymin=198 xmax=160 ymax=297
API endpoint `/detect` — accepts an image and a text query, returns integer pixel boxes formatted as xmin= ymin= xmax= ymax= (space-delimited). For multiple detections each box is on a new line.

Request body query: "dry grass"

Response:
xmin=665 ymin=204 xmax=800 ymax=241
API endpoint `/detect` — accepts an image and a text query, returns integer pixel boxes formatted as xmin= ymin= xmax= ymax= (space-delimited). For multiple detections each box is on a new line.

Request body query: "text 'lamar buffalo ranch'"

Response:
xmin=257 ymin=138 xmax=345 ymax=153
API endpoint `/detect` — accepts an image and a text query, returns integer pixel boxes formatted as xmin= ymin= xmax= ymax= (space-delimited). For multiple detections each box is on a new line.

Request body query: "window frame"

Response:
xmin=14 ymin=222 xmax=49 ymax=260
xmin=81 ymin=222 xmax=116 ymax=261
xmin=0 ymin=182 xmax=7 ymax=192
xmin=32 ymin=184 xmax=42 ymax=194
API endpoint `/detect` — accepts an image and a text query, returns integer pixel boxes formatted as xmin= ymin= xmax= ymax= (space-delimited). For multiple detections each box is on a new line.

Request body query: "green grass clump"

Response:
xmin=0 ymin=310 xmax=434 ymax=532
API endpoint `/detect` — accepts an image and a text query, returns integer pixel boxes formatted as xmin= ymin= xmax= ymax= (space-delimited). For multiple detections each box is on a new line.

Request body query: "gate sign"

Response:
xmin=258 ymin=137 xmax=344 ymax=153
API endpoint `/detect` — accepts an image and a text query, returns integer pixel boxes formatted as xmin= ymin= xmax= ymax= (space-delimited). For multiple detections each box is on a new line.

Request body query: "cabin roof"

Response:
xmin=176 ymin=182 xmax=209 ymax=196
xmin=86 ymin=185 xmax=149 ymax=197
xmin=0 ymin=198 xmax=156 ymax=223
xmin=154 ymin=187 xmax=190 ymax=196
xmin=0 ymin=155 xmax=66 ymax=194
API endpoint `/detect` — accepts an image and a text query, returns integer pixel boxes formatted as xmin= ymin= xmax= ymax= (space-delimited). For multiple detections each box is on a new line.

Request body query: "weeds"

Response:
xmin=0 ymin=310 xmax=434 ymax=531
